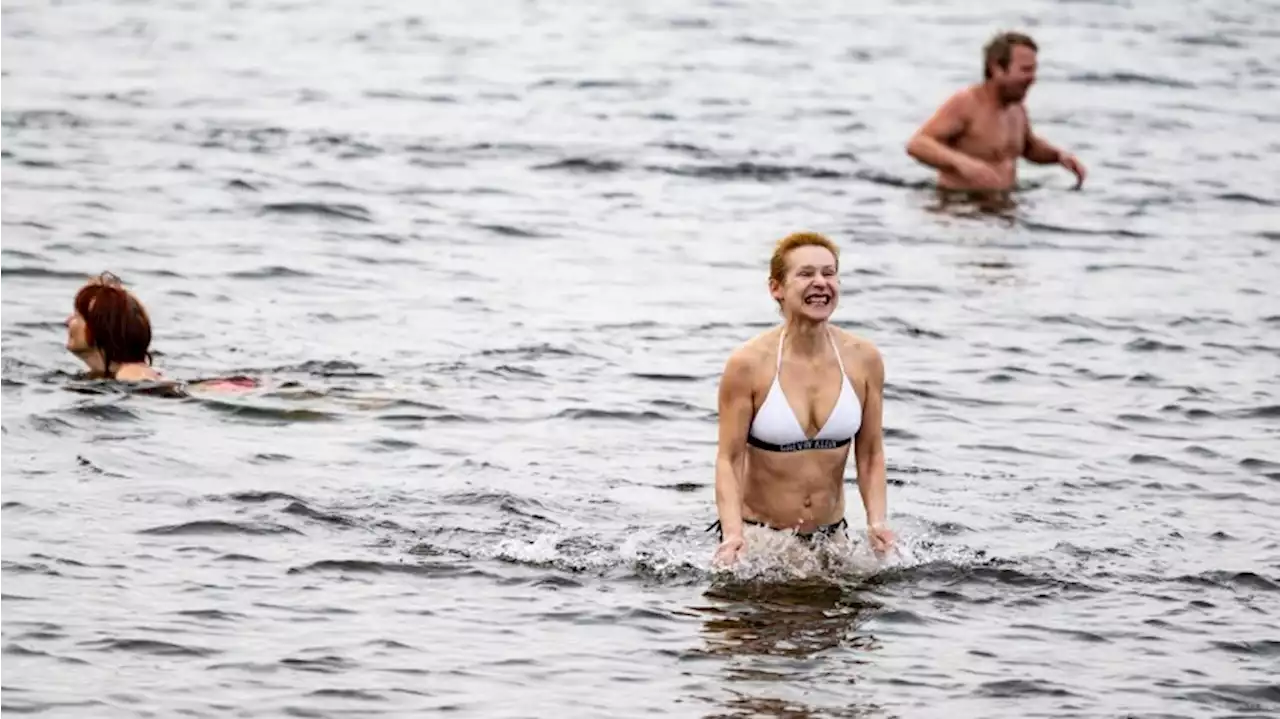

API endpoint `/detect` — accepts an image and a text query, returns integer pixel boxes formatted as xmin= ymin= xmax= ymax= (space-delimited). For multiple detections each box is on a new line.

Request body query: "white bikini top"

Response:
xmin=747 ymin=327 xmax=862 ymax=452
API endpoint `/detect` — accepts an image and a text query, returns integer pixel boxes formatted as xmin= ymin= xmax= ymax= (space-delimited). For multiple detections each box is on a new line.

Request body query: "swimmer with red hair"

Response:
xmin=65 ymin=272 xmax=254 ymax=391
xmin=65 ymin=272 xmax=162 ymax=381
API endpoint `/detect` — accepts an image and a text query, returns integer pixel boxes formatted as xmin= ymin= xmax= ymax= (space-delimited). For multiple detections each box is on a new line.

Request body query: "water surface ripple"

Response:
xmin=3 ymin=0 xmax=1278 ymax=717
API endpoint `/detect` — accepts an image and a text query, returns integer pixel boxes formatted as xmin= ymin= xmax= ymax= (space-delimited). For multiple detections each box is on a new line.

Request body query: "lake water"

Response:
xmin=3 ymin=0 xmax=1278 ymax=717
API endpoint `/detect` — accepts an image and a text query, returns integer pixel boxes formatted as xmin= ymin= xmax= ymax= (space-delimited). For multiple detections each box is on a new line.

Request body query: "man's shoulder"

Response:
xmin=946 ymin=85 xmax=982 ymax=109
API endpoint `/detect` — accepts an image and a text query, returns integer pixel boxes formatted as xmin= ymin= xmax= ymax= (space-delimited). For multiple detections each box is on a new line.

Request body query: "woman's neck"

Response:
xmin=781 ymin=318 xmax=830 ymax=359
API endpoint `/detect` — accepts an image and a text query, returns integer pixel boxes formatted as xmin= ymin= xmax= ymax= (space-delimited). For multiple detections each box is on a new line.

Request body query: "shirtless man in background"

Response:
xmin=906 ymin=31 xmax=1086 ymax=193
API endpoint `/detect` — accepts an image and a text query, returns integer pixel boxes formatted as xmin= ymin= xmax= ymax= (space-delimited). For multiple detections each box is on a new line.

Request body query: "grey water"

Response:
xmin=3 ymin=0 xmax=1278 ymax=717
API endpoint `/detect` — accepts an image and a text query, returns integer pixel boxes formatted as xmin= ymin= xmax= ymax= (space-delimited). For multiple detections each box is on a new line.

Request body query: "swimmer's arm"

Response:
xmin=905 ymin=91 xmax=973 ymax=173
xmin=714 ymin=351 xmax=754 ymax=542
xmin=854 ymin=345 xmax=888 ymax=528
xmin=1021 ymin=109 xmax=1064 ymax=164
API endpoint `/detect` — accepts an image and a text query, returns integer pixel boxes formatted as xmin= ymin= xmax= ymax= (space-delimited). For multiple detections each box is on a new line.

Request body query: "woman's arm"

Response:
xmin=712 ymin=349 xmax=756 ymax=564
xmin=854 ymin=343 xmax=893 ymax=552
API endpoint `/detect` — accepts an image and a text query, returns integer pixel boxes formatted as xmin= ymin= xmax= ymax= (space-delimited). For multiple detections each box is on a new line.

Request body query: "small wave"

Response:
xmin=629 ymin=372 xmax=705 ymax=382
xmin=216 ymin=553 xmax=264 ymax=562
xmin=219 ymin=490 xmax=305 ymax=504
xmin=64 ymin=402 xmax=140 ymax=422
xmin=473 ymin=223 xmax=543 ymax=238
xmin=308 ymin=689 xmax=387 ymax=701
xmin=364 ymin=89 xmax=457 ymax=104
xmin=0 ymin=248 xmax=49 ymax=261
xmin=3 ymin=643 xmax=88 ymax=665
xmin=855 ymin=168 xmax=931 ymax=189
xmin=479 ymin=343 xmax=581 ymax=359
xmin=174 ymin=609 xmax=247 ymax=621
xmin=81 ymin=638 xmax=218 ymax=657
xmin=653 ymin=161 xmax=846 ymax=182
xmin=1174 ymin=571 xmax=1278 ymax=592
xmin=732 ymin=34 xmax=791 ymax=47
xmin=227 ymin=265 xmax=314 ymax=279
xmin=24 ymin=415 xmax=75 ymax=436
xmin=883 ymin=319 xmax=946 ymax=339
xmin=283 ymin=501 xmax=358 ymax=527
xmin=1 ymin=109 xmax=87 ymax=129
xmin=196 ymin=398 xmax=339 ymax=424
xmin=1085 ymin=263 xmax=1179 ymax=273
xmin=1176 ymin=34 xmax=1245 ymax=48
xmin=1211 ymin=639 xmax=1280 ymax=657
xmin=650 ymin=141 xmax=715 ymax=158
xmin=287 ymin=559 xmax=484 ymax=578
xmin=278 ymin=655 xmax=359 ymax=673
xmin=1126 ymin=337 xmax=1187 ymax=353
xmin=873 ymin=560 xmax=1102 ymax=594
xmin=139 ymin=520 xmax=303 ymax=536
xmin=268 ymin=359 xmax=382 ymax=378
xmin=2 ymin=561 xmax=62 ymax=577
xmin=442 ymin=490 xmax=555 ymax=521
xmin=259 ymin=202 xmax=372 ymax=222
xmin=1070 ymin=71 xmax=1195 ymax=89
xmin=1019 ymin=219 xmax=1149 ymax=238
xmin=533 ymin=157 xmax=624 ymax=173
xmin=554 ymin=408 xmax=670 ymax=422
xmin=976 ymin=679 xmax=1076 ymax=698
xmin=226 ymin=178 xmax=260 ymax=191
xmin=1216 ymin=192 xmax=1277 ymax=206
xmin=1184 ymin=683 xmax=1280 ymax=709
xmin=1229 ymin=405 xmax=1280 ymax=420
xmin=0 ymin=266 xmax=93 ymax=280
xmin=368 ymin=437 xmax=418 ymax=451
xmin=1240 ymin=457 xmax=1280 ymax=471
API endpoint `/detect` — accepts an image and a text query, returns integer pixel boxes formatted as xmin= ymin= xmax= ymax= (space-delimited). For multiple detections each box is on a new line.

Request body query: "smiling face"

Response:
xmin=770 ymin=244 xmax=840 ymax=322
xmin=993 ymin=44 xmax=1037 ymax=103
xmin=983 ymin=32 xmax=1039 ymax=104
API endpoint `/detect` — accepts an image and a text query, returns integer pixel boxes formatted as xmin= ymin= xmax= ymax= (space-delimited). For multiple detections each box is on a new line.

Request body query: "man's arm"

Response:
xmin=853 ymin=343 xmax=888 ymax=530
xmin=1022 ymin=111 xmax=1063 ymax=164
xmin=1023 ymin=109 xmax=1087 ymax=188
xmin=905 ymin=90 xmax=973 ymax=173
xmin=713 ymin=349 xmax=755 ymax=546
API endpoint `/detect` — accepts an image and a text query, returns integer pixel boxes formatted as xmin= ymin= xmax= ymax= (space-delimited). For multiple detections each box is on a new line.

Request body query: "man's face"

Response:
xmin=994 ymin=44 xmax=1037 ymax=102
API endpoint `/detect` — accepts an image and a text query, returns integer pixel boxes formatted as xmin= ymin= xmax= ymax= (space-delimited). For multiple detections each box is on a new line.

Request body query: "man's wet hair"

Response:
xmin=984 ymin=31 xmax=1038 ymax=79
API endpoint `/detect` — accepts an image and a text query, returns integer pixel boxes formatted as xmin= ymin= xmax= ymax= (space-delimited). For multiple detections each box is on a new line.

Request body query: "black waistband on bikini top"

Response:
xmin=746 ymin=434 xmax=852 ymax=453
xmin=707 ymin=517 xmax=848 ymax=542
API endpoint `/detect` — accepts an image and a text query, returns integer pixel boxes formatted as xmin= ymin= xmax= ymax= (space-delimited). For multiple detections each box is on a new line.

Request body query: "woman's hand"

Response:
xmin=712 ymin=535 xmax=745 ymax=568
xmin=867 ymin=522 xmax=896 ymax=555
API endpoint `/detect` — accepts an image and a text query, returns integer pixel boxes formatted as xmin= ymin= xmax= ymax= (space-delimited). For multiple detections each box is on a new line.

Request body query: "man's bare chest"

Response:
xmin=957 ymin=108 xmax=1026 ymax=161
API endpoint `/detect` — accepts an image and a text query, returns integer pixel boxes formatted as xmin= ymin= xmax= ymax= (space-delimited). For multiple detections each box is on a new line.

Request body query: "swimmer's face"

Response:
xmin=65 ymin=308 xmax=104 ymax=372
xmin=66 ymin=309 xmax=90 ymax=354
xmin=770 ymin=245 xmax=839 ymax=321
xmin=995 ymin=44 xmax=1037 ymax=102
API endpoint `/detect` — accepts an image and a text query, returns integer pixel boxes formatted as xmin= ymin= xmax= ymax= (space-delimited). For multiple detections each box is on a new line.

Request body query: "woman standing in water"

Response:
xmin=710 ymin=232 xmax=894 ymax=566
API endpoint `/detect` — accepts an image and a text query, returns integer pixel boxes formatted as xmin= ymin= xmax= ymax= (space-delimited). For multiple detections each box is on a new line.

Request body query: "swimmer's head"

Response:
xmin=768 ymin=232 xmax=840 ymax=322
xmin=983 ymin=31 xmax=1038 ymax=103
xmin=67 ymin=272 xmax=153 ymax=377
